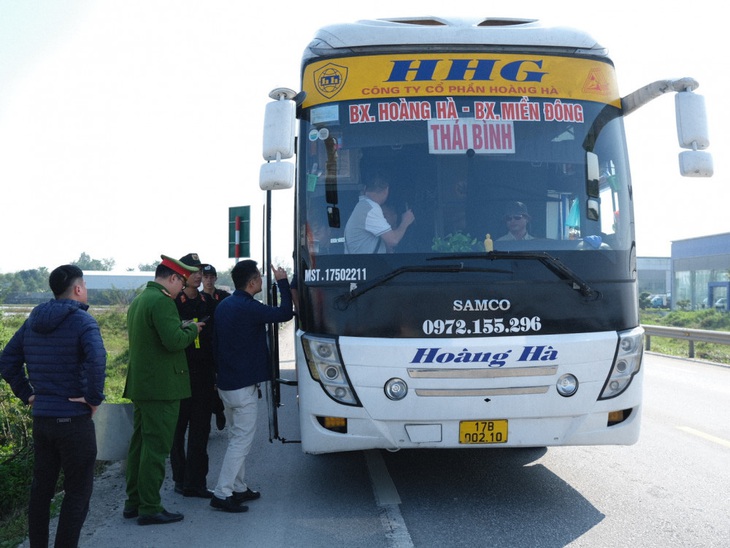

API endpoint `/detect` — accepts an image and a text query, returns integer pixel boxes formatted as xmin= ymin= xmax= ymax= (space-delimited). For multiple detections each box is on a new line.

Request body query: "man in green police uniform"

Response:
xmin=122 ymin=255 xmax=206 ymax=526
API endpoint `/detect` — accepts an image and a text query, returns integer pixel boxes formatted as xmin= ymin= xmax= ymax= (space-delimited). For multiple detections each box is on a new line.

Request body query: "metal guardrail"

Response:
xmin=643 ymin=324 xmax=730 ymax=359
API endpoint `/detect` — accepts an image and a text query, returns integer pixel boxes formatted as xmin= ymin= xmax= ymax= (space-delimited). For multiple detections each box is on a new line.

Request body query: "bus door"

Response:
xmin=264 ymin=193 xmax=300 ymax=446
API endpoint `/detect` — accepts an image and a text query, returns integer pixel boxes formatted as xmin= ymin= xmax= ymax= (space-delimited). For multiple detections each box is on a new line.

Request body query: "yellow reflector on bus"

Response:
xmin=318 ymin=416 xmax=347 ymax=433
xmin=607 ymin=408 xmax=632 ymax=426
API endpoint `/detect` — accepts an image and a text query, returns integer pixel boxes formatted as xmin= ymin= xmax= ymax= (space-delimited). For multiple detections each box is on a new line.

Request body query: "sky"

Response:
xmin=0 ymin=0 xmax=726 ymax=273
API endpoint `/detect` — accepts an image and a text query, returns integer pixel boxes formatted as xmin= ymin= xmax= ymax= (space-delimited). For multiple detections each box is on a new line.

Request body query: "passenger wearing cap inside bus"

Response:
xmin=497 ymin=201 xmax=534 ymax=241
xmin=122 ymin=255 xmax=204 ymax=526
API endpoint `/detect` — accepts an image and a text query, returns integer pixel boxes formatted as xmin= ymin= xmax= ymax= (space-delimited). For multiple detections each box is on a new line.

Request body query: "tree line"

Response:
xmin=1 ymin=252 xmax=238 ymax=306
xmin=0 ymin=252 xmax=157 ymax=305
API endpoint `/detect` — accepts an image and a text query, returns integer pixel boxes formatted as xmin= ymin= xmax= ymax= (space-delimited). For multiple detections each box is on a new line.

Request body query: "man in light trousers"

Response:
xmin=210 ymin=260 xmax=293 ymax=513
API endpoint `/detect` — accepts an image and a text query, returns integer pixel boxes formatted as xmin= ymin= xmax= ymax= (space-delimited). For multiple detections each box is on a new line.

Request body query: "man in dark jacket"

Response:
xmin=200 ymin=263 xmax=229 ymax=430
xmin=171 ymin=253 xmax=217 ymax=498
xmin=210 ymin=260 xmax=293 ymax=513
xmin=0 ymin=264 xmax=106 ymax=548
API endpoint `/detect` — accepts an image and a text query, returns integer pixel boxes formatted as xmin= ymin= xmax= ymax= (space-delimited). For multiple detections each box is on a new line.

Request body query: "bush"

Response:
xmin=0 ymin=444 xmax=34 ymax=547
xmin=640 ymin=309 xmax=730 ymax=363
xmin=0 ymin=445 xmax=33 ymax=516
xmin=647 ymin=308 xmax=730 ymax=331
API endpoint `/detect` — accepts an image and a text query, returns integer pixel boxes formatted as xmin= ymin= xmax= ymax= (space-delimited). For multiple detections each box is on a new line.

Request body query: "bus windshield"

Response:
xmin=299 ymin=95 xmax=631 ymax=259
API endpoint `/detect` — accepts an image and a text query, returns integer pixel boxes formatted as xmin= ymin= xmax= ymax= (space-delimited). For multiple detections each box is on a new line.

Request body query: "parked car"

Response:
xmin=714 ymin=297 xmax=727 ymax=310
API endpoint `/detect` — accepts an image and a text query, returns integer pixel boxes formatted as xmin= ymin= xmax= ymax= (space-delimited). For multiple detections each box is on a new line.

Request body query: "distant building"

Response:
xmin=635 ymin=233 xmax=730 ymax=311
xmin=672 ymin=233 xmax=730 ymax=310
xmin=80 ymin=271 xmax=155 ymax=305
xmin=83 ymin=271 xmax=154 ymax=291
xmin=637 ymin=257 xmax=671 ymax=298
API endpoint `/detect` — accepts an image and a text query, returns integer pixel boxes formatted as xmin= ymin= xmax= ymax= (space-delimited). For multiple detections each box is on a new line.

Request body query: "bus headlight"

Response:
xmin=599 ymin=327 xmax=643 ymax=400
xmin=302 ymin=335 xmax=360 ymax=406
xmin=384 ymin=378 xmax=408 ymax=400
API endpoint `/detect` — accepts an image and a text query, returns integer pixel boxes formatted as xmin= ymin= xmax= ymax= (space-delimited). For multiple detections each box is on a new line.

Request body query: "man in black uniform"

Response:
xmin=170 ymin=253 xmax=217 ymax=498
xmin=201 ymin=264 xmax=231 ymax=302
xmin=201 ymin=263 xmax=230 ymax=430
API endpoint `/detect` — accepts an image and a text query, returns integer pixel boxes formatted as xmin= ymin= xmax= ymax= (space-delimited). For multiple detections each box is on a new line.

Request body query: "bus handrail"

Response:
xmin=642 ymin=324 xmax=730 ymax=359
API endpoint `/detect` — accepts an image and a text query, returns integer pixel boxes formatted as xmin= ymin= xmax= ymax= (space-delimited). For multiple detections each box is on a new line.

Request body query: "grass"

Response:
xmin=640 ymin=308 xmax=730 ymax=363
xmin=93 ymin=308 xmax=131 ymax=404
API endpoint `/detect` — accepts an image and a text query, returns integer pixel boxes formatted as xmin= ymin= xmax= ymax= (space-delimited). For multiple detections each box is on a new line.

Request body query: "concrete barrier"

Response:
xmin=94 ymin=402 xmax=133 ymax=461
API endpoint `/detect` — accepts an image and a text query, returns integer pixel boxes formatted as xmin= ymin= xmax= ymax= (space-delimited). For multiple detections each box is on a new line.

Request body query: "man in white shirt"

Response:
xmin=344 ymin=175 xmax=415 ymax=253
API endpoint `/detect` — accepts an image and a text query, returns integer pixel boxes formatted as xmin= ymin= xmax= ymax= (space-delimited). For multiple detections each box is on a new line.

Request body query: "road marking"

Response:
xmin=365 ymin=449 xmax=400 ymax=505
xmin=677 ymin=426 xmax=730 ymax=449
xmin=365 ymin=450 xmax=414 ymax=548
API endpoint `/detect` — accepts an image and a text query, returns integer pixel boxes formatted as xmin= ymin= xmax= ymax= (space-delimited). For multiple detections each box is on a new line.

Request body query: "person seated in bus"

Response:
xmin=380 ymin=203 xmax=399 ymax=253
xmin=497 ymin=201 xmax=534 ymax=241
xmin=344 ymin=174 xmax=415 ymax=253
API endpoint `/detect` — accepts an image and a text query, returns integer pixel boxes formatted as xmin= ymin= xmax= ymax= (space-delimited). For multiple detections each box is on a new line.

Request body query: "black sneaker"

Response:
xmin=232 ymin=488 xmax=260 ymax=504
xmin=210 ymin=495 xmax=248 ymax=513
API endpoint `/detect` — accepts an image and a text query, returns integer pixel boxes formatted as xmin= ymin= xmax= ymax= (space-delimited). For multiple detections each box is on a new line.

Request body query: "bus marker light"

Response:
xmin=556 ymin=374 xmax=578 ymax=397
xmin=385 ymin=378 xmax=408 ymax=400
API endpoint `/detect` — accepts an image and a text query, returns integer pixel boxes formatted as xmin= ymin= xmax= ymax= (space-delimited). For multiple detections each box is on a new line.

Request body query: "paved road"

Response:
xmin=23 ymin=326 xmax=730 ymax=547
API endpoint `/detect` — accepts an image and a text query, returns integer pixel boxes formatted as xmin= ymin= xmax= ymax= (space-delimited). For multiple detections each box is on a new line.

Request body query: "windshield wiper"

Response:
xmin=336 ymin=251 xmax=599 ymax=310
xmin=335 ymin=263 xmax=511 ymax=309
xmin=428 ymin=251 xmax=600 ymax=300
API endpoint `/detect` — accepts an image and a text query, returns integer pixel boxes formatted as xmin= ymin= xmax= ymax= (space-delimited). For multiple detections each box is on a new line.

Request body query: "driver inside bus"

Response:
xmin=344 ymin=174 xmax=415 ymax=253
xmin=497 ymin=201 xmax=534 ymax=241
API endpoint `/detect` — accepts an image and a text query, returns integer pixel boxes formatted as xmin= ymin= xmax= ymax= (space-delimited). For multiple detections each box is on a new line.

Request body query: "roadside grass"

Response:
xmin=640 ymin=308 xmax=730 ymax=363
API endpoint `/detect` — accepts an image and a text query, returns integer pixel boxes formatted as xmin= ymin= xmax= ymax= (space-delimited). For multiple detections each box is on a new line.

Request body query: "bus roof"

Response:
xmin=305 ymin=17 xmax=607 ymax=60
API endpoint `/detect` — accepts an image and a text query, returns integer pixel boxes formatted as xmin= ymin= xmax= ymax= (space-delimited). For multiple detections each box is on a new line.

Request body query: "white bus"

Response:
xmin=260 ymin=17 xmax=712 ymax=453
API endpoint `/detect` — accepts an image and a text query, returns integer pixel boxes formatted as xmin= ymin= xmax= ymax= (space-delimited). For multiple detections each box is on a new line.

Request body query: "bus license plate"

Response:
xmin=459 ymin=420 xmax=508 ymax=444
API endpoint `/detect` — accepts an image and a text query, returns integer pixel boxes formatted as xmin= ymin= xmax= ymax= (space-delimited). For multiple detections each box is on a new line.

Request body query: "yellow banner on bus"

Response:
xmin=302 ymin=53 xmax=620 ymax=108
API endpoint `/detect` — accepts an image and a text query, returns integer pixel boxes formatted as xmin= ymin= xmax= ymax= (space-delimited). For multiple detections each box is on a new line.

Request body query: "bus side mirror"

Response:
xmin=260 ymin=162 xmax=295 ymax=190
xmin=679 ymin=150 xmax=714 ymax=177
xmin=261 ymin=88 xmax=297 ymax=190
xmin=676 ymin=91 xmax=713 ymax=177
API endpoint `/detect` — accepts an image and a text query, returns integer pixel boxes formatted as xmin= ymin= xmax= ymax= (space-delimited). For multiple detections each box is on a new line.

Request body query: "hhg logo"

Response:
xmin=314 ymin=63 xmax=348 ymax=99
xmin=583 ymin=68 xmax=611 ymax=96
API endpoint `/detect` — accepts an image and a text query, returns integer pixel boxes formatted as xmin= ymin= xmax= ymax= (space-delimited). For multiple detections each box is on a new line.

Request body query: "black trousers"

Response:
xmin=29 ymin=415 xmax=96 ymax=548
xmin=170 ymin=389 xmax=214 ymax=491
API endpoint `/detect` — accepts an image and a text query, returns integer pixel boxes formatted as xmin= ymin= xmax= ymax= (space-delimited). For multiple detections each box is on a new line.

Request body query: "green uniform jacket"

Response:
xmin=123 ymin=281 xmax=199 ymax=401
